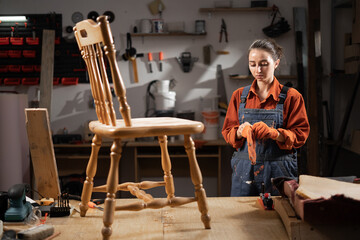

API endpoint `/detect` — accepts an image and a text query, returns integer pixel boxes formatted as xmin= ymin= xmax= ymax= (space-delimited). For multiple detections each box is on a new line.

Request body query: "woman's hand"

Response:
xmin=252 ymin=121 xmax=280 ymax=140
xmin=236 ymin=122 xmax=252 ymax=139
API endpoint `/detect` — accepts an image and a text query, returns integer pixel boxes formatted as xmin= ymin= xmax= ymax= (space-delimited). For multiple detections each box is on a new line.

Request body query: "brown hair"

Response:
xmin=248 ymin=39 xmax=283 ymax=61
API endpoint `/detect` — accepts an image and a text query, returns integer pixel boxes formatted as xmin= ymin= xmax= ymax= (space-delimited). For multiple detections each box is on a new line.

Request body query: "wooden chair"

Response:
xmin=73 ymin=16 xmax=211 ymax=239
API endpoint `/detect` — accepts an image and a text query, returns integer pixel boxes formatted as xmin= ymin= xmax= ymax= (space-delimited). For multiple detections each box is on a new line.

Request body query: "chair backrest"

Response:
xmin=73 ymin=16 xmax=132 ymax=127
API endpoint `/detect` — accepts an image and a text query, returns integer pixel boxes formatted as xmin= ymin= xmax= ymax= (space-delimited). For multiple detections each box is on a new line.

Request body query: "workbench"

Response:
xmin=45 ymin=197 xmax=288 ymax=239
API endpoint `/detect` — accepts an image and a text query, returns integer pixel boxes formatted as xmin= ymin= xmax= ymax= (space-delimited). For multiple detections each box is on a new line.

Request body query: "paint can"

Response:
xmin=152 ymin=19 xmax=164 ymax=33
xmin=195 ymin=20 xmax=206 ymax=33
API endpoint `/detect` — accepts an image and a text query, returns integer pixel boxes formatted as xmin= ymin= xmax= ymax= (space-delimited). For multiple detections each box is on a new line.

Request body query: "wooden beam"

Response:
xmin=306 ymin=0 xmax=322 ymax=175
xmin=25 ymin=108 xmax=60 ymax=199
xmin=39 ymin=29 xmax=55 ymax=117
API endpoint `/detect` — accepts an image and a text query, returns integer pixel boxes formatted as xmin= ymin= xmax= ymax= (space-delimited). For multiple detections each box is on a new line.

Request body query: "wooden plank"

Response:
xmin=274 ymin=198 xmax=301 ymax=240
xmin=296 ymin=175 xmax=360 ymax=200
xmin=25 ymin=108 xmax=60 ymax=199
xmin=274 ymin=197 xmax=360 ymax=239
xmin=39 ymin=29 xmax=55 ymax=117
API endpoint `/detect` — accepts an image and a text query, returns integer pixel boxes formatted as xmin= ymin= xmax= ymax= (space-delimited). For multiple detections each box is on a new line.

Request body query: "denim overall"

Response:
xmin=230 ymin=85 xmax=298 ymax=196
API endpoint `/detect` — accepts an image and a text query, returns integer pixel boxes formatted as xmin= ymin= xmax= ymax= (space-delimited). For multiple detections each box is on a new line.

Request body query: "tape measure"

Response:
xmin=40 ymin=198 xmax=54 ymax=206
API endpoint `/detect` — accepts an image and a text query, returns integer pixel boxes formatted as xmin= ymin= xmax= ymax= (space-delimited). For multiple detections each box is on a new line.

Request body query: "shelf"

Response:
xmin=229 ymin=75 xmax=297 ymax=80
xmin=131 ymin=32 xmax=206 ymax=37
xmin=199 ymin=7 xmax=273 ymax=13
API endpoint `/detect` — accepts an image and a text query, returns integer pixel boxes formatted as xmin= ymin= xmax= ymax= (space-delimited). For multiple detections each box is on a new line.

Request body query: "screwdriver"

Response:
xmin=147 ymin=52 xmax=153 ymax=73
xmin=88 ymin=201 xmax=104 ymax=211
xmin=159 ymin=51 xmax=163 ymax=72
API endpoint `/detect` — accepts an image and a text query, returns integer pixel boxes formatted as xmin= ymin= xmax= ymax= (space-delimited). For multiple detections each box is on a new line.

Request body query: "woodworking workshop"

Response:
xmin=1 ymin=0 xmax=360 ymax=239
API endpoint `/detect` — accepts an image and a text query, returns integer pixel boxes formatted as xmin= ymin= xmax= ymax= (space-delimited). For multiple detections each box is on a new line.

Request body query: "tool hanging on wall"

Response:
xmin=159 ymin=51 xmax=163 ymax=71
xmin=87 ymin=11 xmax=99 ymax=21
xmin=203 ymin=45 xmax=230 ymax=65
xmin=262 ymin=5 xmax=290 ymax=38
xmin=122 ymin=33 xmax=139 ymax=83
xmin=216 ymin=64 xmax=228 ymax=116
xmin=176 ymin=52 xmax=198 ymax=73
xmin=148 ymin=52 xmax=153 ymax=73
xmin=219 ymin=18 xmax=228 ymax=43
xmin=103 ymin=11 xmax=115 ymax=23
xmin=148 ymin=0 xmax=166 ymax=15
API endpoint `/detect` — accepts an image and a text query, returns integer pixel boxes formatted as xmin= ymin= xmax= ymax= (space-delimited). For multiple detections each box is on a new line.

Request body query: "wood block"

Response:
xmin=274 ymin=197 xmax=360 ymax=240
xmin=25 ymin=108 xmax=60 ymax=199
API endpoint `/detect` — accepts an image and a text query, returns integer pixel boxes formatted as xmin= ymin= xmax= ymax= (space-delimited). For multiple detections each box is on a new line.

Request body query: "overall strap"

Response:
xmin=276 ymin=86 xmax=289 ymax=111
xmin=239 ymin=85 xmax=251 ymax=109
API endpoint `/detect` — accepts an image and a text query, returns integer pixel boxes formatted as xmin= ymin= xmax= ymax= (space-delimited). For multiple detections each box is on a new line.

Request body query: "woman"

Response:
xmin=222 ymin=39 xmax=310 ymax=196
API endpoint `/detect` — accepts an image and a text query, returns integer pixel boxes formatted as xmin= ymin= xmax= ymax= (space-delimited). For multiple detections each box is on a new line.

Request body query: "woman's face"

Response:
xmin=248 ymin=49 xmax=279 ymax=84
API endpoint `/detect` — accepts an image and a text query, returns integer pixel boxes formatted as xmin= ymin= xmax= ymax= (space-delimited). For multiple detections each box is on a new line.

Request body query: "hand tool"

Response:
xmin=91 ymin=199 xmax=105 ymax=205
xmin=122 ymin=33 xmax=139 ymax=83
xmin=88 ymin=201 xmax=104 ymax=211
xmin=257 ymin=182 xmax=273 ymax=210
xmin=159 ymin=51 xmax=163 ymax=72
xmin=219 ymin=18 xmax=228 ymax=43
xmin=4 ymin=184 xmax=32 ymax=222
xmin=148 ymin=0 xmax=165 ymax=15
xmin=40 ymin=198 xmax=54 ymax=206
xmin=129 ymin=56 xmax=139 ymax=83
xmin=148 ymin=52 xmax=153 ymax=73
xmin=177 ymin=52 xmax=198 ymax=72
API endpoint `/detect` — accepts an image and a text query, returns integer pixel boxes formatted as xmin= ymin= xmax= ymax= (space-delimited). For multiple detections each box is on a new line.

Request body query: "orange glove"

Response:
xmin=252 ymin=121 xmax=279 ymax=140
xmin=241 ymin=125 xmax=256 ymax=165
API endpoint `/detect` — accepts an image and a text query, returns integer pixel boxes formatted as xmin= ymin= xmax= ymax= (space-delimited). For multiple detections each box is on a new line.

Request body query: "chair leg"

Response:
xmin=80 ymin=134 xmax=102 ymax=217
xmin=184 ymin=135 xmax=211 ymax=229
xmin=158 ymin=136 xmax=175 ymax=199
xmin=102 ymin=139 xmax=122 ymax=240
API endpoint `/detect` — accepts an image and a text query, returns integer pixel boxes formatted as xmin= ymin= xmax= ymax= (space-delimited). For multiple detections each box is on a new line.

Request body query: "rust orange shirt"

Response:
xmin=222 ymin=77 xmax=310 ymax=150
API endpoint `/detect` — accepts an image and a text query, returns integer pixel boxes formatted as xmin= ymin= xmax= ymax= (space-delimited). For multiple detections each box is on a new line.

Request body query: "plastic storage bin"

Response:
xmin=22 ymin=77 xmax=39 ymax=85
xmin=26 ymin=37 xmax=39 ymax=45
xmin=10 ymin=37 xmax=24 ymax=45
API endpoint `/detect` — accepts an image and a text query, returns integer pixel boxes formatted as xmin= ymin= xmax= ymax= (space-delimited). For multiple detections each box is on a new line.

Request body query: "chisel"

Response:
xmin=88 ymin=201 xmax=104 ymax=211
xmin=148 ymin=52 xmax=153 ymax=73
xmin=159 ymin=51 xmax=163 ymax=72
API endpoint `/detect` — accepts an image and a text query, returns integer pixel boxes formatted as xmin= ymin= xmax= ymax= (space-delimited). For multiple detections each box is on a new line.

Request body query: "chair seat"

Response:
xmin=89 ymin=117 xmax=204 ymax=139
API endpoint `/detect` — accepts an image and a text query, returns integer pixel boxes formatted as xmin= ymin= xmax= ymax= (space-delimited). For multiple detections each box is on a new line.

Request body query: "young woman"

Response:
xmin=222 ymin=39 xmax=310 ymax=196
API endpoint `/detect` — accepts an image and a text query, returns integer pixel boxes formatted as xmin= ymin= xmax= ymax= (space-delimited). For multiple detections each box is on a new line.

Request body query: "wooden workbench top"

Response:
xmin=46 ymin=197 xmax=288 ymax=239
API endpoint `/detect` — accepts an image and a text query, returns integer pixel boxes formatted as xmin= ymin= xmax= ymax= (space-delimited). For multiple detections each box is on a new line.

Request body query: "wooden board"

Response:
xmin=25 ymin=108 xmax=60 ymax=198
xmin=296 ymin=175 xmax=360 ymax=200
xmin=274 ymin=197 xmax=360 ymax=240
xmin=39 ymin=29 xmax=55 ymax=116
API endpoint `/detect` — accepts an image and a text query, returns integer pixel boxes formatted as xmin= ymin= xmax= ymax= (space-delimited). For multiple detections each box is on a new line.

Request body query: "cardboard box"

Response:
xmin=351 ymin=129 xmax=360 ymax=154
xmin=344 ymin=44 xmax=360 ymax=74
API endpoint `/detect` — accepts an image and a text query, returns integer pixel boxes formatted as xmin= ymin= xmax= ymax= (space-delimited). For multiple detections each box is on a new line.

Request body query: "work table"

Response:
xmin=46 ymin=197 xmax=288 ymax=239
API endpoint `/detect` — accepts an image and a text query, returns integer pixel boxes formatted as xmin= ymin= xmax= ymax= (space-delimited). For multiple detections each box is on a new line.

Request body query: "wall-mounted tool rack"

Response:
xmin=0 ymin=14 xmax=91 ymax=86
